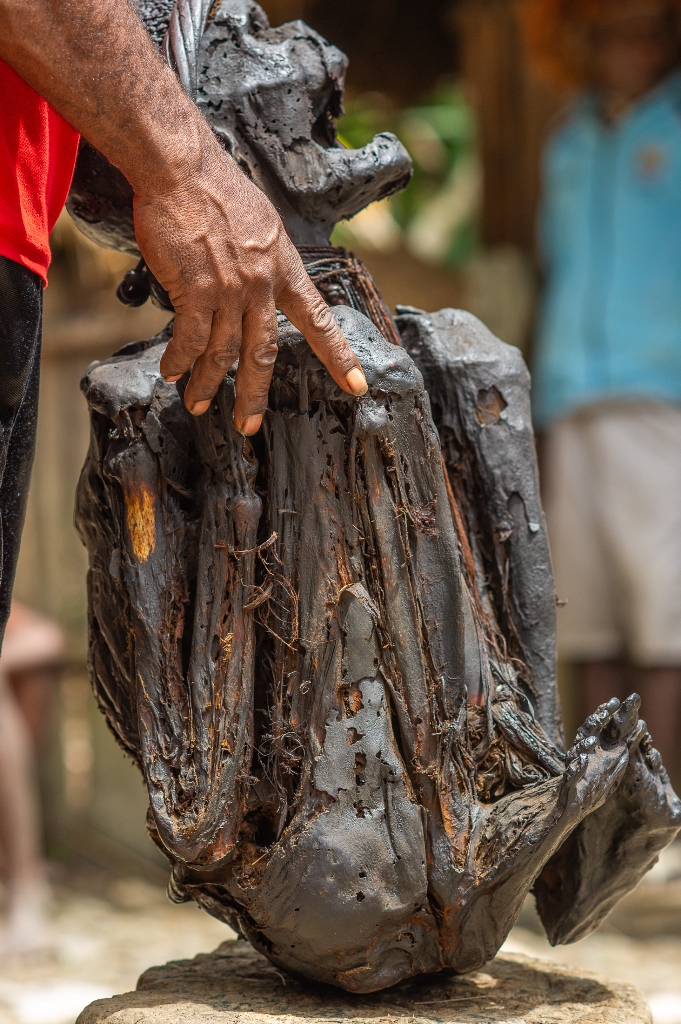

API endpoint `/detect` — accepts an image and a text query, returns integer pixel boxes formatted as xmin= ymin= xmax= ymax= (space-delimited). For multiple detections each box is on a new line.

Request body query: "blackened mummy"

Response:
xmin=73 ymin=0 xmax=681 ymax=993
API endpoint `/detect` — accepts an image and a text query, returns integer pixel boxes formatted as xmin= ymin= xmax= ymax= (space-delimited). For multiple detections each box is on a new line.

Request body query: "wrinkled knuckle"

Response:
xmin=252 ymin=340 xmax=278 ymax=371
xmin=208 ymin=347 xmax=236 ymax=372
xmin=306 ymin=296 xmax=335 ymax=334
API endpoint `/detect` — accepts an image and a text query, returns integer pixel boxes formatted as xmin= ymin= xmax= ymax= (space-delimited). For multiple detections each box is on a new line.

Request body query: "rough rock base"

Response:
xmin=76 ymin=938 xmax=651 ymax=1024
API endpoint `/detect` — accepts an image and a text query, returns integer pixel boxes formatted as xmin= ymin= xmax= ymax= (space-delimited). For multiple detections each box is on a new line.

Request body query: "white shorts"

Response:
xmin=544 ymin=401 xmax=681 ymax=666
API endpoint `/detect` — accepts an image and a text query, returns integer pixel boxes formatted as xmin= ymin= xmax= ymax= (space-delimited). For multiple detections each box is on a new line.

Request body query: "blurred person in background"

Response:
xmin=522 ymin=0 xmax=681 ymax=784
xmin=0 ymin=602 xmax=65 ymax=955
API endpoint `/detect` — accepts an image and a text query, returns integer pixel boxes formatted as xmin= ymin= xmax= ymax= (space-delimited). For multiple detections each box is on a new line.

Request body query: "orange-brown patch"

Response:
xmin=124 ymin=483 xmax=156 ymax=563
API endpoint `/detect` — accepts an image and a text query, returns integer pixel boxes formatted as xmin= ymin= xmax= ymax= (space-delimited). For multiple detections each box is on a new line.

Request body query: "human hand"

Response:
xmin=0 ymin=0 xmax=366 ymax=438
xmin=133 ymin=145 xmax=368 ymax=434
xmin=0 ymin=0 xmax=367 ymax=437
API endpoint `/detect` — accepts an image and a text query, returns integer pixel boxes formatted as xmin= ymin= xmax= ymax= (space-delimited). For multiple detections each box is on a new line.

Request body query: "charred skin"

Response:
xmin=70 ymin=0 xmax=680 ymax=994
xmin=78 ymin=339 xmax=259 ymax=867
xmin=76 ymin=306 xmax=681 ymax=991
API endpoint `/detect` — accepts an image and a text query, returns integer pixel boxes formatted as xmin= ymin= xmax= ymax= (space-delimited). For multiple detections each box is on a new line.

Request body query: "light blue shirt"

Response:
xmin=533 ymin=70 xmax=681 ymax=429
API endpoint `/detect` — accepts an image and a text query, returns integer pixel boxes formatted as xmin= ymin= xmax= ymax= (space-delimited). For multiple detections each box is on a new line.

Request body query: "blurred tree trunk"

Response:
xmin=260 ymin=0 xmax=307 ymax=22
xmin=456 ymin=0 xmax=560 ymax=253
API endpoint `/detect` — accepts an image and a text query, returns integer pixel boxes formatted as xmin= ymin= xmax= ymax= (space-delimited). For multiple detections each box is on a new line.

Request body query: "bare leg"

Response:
xmin=0 ymin=671 xmax=49 ymax=954
xmin=9 ymin=668 xmax=58 ymax=750
xmin=577 ymin=661 xmax=628 ymax=724
xmin=637 ymin=667 xmax=681 ymax=788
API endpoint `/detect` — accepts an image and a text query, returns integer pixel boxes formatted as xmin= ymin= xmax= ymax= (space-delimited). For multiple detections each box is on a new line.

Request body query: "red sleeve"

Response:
xmin=0 ymin=59 xmax=80 ymax=285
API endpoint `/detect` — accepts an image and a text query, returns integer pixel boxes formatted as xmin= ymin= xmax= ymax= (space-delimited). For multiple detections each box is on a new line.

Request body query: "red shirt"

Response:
xmin=0 ymin=59 xmax=80 ymax=285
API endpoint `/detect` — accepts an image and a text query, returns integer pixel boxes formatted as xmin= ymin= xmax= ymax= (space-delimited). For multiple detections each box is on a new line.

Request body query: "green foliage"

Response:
xmin=335 ymin=85 xmax=479 ymax=267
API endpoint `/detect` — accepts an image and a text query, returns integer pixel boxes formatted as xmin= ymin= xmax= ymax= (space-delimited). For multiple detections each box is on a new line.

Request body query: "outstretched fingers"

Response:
xmin=573 ymin=699 xmax=621 ymax=746
xmin=566 ymin=700 xmax=621 ymax=764
xmin=277 ymin=266 xmax=368 ymax=398
xmin=567 ymin=693 xmax=646 ymax=772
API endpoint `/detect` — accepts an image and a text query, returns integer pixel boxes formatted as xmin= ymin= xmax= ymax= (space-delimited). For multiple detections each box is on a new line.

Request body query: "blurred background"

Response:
xmin=3 ymin=1 xmax=681 ymax=1023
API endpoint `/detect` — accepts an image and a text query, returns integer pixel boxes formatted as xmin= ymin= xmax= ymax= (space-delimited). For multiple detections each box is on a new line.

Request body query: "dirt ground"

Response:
xmin=1 ymin=847 xmax=681 ymax=1024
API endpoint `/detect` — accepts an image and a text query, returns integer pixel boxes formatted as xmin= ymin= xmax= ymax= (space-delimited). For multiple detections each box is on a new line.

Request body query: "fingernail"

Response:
xmin=346 ymin=368 xmax=368 ymax=396
xmin=163 ymin=374 xmax=182 ymax=383
xmin=189 ymin=400 xmax=211 ymax=416
xmin=239 ymin=414 xmax=262 ymax=436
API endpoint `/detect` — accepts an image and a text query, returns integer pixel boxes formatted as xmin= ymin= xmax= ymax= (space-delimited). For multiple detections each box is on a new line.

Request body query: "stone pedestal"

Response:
xmin=76 ymin=939 xmax=651 ymax=1024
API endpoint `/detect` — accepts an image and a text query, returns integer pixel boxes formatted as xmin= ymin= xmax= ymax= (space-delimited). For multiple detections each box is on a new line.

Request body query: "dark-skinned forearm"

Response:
xmin=0 ymin=0 xmax=218 ymax=195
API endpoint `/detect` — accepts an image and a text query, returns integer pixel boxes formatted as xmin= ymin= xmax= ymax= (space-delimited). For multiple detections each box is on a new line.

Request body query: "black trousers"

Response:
xmin=0 ymin=255 xmax=42 ymax=650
